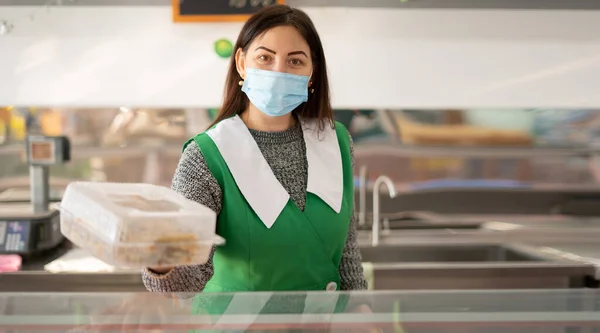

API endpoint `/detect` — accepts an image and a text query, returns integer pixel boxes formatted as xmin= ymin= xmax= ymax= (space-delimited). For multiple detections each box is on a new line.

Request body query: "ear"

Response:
xmin=235 ymin=48 xmax=246 ymax=79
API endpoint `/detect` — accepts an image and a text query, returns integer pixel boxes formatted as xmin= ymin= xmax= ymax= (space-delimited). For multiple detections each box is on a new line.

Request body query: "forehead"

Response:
xmin=250 ymin=25 xmax=310 ymax=53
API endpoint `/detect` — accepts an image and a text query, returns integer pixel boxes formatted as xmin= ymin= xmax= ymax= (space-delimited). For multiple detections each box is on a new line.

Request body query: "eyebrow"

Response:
xmin=255 ymin=46 xmax=308 ymax=58
xmin=288 ymin=50 xmax=308 ymax=58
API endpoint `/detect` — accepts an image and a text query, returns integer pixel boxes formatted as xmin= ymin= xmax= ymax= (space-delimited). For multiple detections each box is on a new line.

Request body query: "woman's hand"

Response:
xmin=344 ymin=304 xmax=384 ymax=333
xmin=70 ymin=293 xmax=192 ymax=333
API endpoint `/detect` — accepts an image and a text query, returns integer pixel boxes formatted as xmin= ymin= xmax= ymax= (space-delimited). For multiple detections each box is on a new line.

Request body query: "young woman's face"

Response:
xmin=236 ymin=26 xmax=313 ymax=79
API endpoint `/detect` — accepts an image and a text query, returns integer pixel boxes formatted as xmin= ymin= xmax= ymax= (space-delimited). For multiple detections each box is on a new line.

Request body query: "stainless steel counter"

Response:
xmin=1 ymin=242 xmax=146 ymax=292
xmin=358 ymin=237 xmax=600 ymax=290
xmin=357 ymin=215 xmax=600 ymax=286
xmin=1 ymin=218 xmax=600 ymax=293
xmin=535 ymin=244 xmax=600 ymax=280
xmin=0 ymin=272 xmax=145 ymax=292
xmin=2 ymin=241 xmax=600 ymax=292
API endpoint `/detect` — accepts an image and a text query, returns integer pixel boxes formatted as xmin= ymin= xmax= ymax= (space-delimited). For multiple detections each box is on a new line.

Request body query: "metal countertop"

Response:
xmin=2 ymin=216 xmax=600 ymax=292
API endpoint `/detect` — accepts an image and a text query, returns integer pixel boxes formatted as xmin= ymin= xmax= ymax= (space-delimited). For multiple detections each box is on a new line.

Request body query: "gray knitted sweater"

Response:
xmin=141 ymin=122 xmax=368 ymax=292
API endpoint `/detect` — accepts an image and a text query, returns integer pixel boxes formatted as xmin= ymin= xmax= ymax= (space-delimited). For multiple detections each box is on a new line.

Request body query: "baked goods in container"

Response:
xmin=111 ymin=194 xmax=182 ymax=213
xmin=58 ymin=182 xmax=223 ymax=269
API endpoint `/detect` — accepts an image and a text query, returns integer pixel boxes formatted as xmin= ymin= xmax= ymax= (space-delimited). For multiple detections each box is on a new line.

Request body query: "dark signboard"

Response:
xmin=173 ymin=0 xmax=286 ymax=22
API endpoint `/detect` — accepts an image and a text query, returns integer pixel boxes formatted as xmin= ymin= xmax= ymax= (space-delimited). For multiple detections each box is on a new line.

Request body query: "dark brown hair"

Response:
xmin=209 ymin=4 xmax=333 ymax=130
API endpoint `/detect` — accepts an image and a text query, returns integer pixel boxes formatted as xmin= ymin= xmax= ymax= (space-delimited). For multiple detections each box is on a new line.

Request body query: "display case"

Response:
xmin=0 ymin=289 xmax=598 ymax=332
xmin=3 ymin=108 xmax=600 ymax=188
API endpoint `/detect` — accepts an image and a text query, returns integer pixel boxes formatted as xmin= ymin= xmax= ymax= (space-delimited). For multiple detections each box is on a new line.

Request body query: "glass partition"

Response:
xmin=0 ymin=289 xmax=598 ymax=332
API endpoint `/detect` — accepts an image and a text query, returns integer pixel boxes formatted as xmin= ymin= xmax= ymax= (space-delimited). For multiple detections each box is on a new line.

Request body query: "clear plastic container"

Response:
xmin=58 ymin=182 xmax=223 ymax=269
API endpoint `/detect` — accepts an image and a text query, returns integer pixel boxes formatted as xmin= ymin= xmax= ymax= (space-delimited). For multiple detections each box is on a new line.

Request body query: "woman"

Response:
xmin=142 ymin=4 xmax=369 ymax=315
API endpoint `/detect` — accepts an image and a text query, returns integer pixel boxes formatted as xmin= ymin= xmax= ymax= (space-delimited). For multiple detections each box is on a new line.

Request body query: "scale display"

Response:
xmin=25 ymin=135 xmax=70 ymax=166
xmin=173 ymin=0 xmax=286 ymax=22
xmin=29 ymin=142 xmax=54 ymax=163
xmin=0 ymin=221 xmax=29 ymax=253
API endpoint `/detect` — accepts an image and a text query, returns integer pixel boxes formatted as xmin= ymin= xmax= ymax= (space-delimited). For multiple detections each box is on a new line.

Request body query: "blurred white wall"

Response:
xmin=1 ymin=6 xmax=600 ymax=108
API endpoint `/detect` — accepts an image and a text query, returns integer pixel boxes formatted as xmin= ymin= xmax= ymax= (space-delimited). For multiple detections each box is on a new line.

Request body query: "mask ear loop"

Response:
xmin=299 ymin=71 xmax=314 ymax=120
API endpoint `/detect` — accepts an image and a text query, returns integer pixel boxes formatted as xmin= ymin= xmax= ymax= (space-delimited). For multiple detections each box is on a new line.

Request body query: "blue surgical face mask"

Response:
xmin=241 ymin=68 xmax=311 ymax=117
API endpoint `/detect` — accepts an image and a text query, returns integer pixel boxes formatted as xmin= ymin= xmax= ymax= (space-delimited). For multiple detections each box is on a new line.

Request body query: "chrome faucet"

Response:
xmin=358 ymin=165 xmax=367 ymax=226
xmin=372 ymin=175 xmax=397 ymax=246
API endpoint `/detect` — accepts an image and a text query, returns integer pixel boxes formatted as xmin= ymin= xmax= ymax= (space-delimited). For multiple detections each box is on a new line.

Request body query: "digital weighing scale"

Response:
xmin=0 ymin=135 xmax=70 ymax=255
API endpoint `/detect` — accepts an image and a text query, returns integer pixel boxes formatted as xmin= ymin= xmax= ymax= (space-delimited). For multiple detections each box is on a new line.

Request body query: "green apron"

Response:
xmin=184 ymin=117 xmax=354 ymax=329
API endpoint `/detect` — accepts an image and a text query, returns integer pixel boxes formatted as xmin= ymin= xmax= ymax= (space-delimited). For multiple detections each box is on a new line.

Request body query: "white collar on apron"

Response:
xmin=206 ymin=115 xmax=343 ymax=229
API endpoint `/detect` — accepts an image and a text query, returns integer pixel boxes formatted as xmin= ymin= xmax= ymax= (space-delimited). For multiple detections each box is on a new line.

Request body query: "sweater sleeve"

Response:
xmin=338 ymin=134 xmax=369 ymax=291
xmin=141 ymin=141 xmax=223 ymax=293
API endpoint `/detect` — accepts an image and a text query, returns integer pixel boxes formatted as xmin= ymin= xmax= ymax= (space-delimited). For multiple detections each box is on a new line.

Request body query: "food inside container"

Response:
xmin=58 ymin=182 xmax=223 ymax=269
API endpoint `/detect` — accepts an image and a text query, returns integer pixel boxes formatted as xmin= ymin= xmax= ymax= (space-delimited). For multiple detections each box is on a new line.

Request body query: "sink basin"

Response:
xmin=358 ymin=243 xmax=595 ymax=290
xmin=360 ymin=244 xmax=546 ymax=263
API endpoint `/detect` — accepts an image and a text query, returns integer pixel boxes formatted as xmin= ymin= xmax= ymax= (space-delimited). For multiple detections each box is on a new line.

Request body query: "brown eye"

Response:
xmin=290 ymin=58 xmax=303 ymax=66
xmin=258 ymin=54 xmax=271 ymax=62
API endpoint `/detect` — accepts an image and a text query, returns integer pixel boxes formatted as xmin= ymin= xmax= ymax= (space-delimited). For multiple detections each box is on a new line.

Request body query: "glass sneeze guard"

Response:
xmin=0 ymin=289 xmax=599 ymax=332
